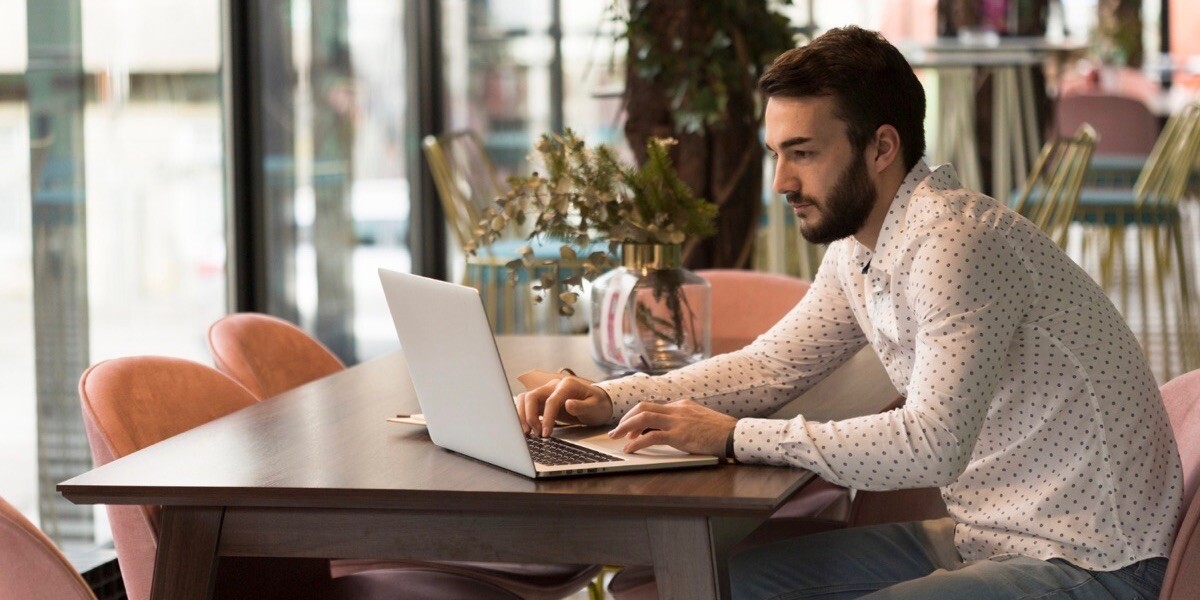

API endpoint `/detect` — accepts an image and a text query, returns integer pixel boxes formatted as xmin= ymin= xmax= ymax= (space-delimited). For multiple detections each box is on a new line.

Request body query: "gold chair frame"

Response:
xmin=423 ymin=131 xmax=588 ymax=334
xmin=423 ymin=131 xmax=511 ymax=332
xmin=1011 ymin=124 xmax=1098 ymax=248
xmin=1073 ymin=102 xmax=1200 ymax=380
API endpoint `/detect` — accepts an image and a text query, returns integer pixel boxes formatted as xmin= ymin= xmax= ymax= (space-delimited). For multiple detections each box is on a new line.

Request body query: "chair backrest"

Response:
xmin=1136 ymin=102 xmax=1200 ymax=210
xmin=697 ymin=269 xmax=811 ymax=355
xmin=1012 ymin=123 xmax=1098 ymax=248
xmin=1055 ymin=93 xmax=1158 ymax=156
xmin=207 ymin=312 xmax=346 ymax=400
xmin=78 ymin=356 xmax=258 ymax=600
xmin=1160 ymin=367 xmax=1200 ymax=599
xmin=0 ymin=495 xmax=95 ymax=600
xmin=423 ymin=130 xmax=505 ymax=254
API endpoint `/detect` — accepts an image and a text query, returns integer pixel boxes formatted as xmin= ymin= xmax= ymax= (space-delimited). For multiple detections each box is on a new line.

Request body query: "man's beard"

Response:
xmin=790 ymin=153 xmax=877 ymax=245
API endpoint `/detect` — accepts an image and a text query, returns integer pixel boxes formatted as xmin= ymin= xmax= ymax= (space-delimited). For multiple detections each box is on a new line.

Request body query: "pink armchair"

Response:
xmin=78 ymin=356 xmax=528 ymax=600
xmin=0 ymin=495 xmax=95 ymax=600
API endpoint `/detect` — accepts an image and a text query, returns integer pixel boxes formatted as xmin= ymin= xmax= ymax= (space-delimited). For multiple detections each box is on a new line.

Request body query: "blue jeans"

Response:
xmin=729 ymin=519 xmax=1166 ymax=600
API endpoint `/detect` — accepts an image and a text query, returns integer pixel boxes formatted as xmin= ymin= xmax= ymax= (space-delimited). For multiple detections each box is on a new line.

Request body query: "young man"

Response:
xmin=517 ymin=26 xmax=1181 ymax=599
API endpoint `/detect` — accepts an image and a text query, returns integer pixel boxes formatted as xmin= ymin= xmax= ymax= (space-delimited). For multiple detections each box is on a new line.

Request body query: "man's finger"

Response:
xmin=609 ymin=411 xmax=672 ymax=439
xmin=623 ymin=429 xmax=671 ymax=454
xmin=563 ymin=397 xmax=599 ymax=424
xmin=540 ymin=378 xmax=581 ymax=436
xmin=516 ymin=392 xmax=530 ymax=435
xmin=522 ymin=381 xmax=558 ymax=435
xmin=615 ymin=401 xmax=669 ymax=425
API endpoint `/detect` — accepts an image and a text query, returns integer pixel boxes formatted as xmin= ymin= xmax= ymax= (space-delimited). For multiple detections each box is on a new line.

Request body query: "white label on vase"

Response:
xmin=599 ymin=277 xmax=635 ymax=368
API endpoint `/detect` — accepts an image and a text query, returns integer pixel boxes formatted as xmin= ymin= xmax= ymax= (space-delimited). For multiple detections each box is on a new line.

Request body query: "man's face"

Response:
xmin=764 ymin=96 xmax=877 ymax=245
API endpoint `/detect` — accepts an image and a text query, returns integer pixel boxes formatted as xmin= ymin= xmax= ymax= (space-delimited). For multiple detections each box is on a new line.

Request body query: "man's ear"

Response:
xmin=871 ymin=124 xmax=902 ymax=174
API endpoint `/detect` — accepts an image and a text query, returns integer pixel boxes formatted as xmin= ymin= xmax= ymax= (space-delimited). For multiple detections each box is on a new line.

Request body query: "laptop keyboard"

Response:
xmin=526 ymin=436 xmax=625 ymax=466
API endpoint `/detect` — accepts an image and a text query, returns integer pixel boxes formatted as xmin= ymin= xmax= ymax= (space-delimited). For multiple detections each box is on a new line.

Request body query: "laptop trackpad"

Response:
xmin=559 ymin=428 xmax=696 ymax=457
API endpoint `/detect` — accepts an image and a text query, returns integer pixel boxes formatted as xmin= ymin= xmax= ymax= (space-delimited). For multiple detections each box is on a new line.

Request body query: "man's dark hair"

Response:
xmin=759 ymin=26 xmax=926 ymax=171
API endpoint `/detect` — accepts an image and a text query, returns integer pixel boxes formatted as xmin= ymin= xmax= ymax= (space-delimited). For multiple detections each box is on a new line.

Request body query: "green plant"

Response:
xmin=620 ymin=0 xmax=795 ymax=133
xmin=473 ymin=128 xmax=717 ymax=318
xmin=617 ymin=0 xmax=795 ymax=269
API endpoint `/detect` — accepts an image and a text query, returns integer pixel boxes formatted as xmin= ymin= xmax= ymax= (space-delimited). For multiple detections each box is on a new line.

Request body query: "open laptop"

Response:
xmin=378 ymin=268 xmax=719 ymax=478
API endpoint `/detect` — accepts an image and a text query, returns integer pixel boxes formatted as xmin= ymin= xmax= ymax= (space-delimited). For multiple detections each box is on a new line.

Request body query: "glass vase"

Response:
xmin=590 ymin=243 xmax=711 ymax=375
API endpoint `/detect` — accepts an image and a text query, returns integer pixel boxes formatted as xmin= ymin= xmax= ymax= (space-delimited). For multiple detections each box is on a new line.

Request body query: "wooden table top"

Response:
xmin=59 ymin=336 xmax=812 ymax=518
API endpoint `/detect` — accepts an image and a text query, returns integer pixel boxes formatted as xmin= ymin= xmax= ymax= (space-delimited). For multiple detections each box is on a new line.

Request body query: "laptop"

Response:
xmin=378 ymin=268 xmax=719 ymax=478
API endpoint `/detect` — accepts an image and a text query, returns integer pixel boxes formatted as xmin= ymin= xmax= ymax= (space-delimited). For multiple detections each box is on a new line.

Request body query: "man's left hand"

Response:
xmin=608 ymin=398 xmax=737 ymax=456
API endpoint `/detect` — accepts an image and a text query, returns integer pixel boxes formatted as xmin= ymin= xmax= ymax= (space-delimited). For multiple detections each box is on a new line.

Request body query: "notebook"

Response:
xmin=378 ymin=268 xmax=719 ymax=478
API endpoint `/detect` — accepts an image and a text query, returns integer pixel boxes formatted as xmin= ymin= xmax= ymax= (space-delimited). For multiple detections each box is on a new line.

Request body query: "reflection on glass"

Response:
xmin=0 ymin=0 xmax=228 ymax=543
xmin=439 ymin=0 xmax=624 ymax=323
xmin=258 ymin=0 xmax=411 ymax=363
xmin=0 ymin=36 xmax=38 ymax=536
xmin=82 ymin=0 xmax=226 ymax=375
xmin=443 ymin=0 xmax=623 ymax=175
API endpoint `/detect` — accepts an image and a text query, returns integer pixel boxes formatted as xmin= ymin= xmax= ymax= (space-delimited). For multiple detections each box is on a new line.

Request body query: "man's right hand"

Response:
xmin=516 ymin=376 xmax=613 ymax=437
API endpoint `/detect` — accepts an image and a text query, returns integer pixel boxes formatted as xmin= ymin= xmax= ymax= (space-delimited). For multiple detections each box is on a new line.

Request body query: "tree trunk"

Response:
xmin=623 ymin=0 xmax=763 ymax=270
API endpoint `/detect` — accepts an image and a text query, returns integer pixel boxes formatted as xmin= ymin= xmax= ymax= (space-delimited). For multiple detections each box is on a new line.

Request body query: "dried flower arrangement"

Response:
xmin=472 ymin=129 xmax=718 ymax=317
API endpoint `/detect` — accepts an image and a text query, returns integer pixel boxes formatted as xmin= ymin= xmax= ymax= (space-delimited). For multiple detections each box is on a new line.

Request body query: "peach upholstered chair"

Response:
xmin=0 ymin=495 xmax=95 ymax=600
xmin=78 ymin=356 xmax=526 ymax=600
xmin=1159 ymin=367 xmax=1200 ymax=598
xmin=206 ymin=312 xmax=345 ymax=400
xmin=697 ymin=269 xmax=812 ymax=355
xmin=205 ymin=315 xmax=604 ymax=600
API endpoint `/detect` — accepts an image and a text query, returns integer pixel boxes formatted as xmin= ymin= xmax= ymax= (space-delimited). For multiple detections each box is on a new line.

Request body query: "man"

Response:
xmin=518 ymin=26 xmax=1181 ymax=599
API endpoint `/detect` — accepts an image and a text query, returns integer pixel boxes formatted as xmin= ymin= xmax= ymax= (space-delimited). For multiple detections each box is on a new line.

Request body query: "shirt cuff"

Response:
xmin=733 ymin=418 xmax=795 ymax=466
xmin=595 ymin=373 xmax=667 ymax=421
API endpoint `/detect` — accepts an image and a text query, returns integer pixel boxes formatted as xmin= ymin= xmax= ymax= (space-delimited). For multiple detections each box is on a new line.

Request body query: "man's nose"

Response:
xmin=772 ymin=159 xmax=796 ymax=197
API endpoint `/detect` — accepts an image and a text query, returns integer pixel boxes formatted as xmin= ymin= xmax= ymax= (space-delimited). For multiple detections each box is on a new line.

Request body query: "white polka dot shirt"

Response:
xmin=597 ymin=161 xmax=1183 ymax=571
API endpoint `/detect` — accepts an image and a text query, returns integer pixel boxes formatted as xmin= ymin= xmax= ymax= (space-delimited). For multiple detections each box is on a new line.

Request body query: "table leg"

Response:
xmin=151 ymin=506 xmax=223 ymax=600
xmin=648 ymin=516 xmax=760 ymax=600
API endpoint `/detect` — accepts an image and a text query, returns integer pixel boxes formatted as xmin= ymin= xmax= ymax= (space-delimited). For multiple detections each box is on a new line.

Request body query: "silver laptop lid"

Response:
xmin=377 ymin=268 xmax=537 ymax=477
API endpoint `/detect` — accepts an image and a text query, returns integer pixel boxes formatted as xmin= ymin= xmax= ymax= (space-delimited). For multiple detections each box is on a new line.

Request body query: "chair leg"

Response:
xmin=1137 ymin=226 xmax=1153 ymax=371
xmin=590 ymin=565 xmax=622 ymax=600
xmin=1153 ymin=225 xmax=1174 ymax=379
xmin=586 ymin=577 xmax=605 ymax=600
xmin=1171 ymin=220 xmax=1200 ymax=373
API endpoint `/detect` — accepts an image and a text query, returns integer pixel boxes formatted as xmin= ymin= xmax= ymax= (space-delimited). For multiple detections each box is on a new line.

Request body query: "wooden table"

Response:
xmin=59 ymin=336 xmax=814 ymax=599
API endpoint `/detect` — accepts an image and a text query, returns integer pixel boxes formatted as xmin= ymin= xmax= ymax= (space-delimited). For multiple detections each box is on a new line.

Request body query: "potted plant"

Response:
xmin=474 ymin=129 xmax=718 ymax=374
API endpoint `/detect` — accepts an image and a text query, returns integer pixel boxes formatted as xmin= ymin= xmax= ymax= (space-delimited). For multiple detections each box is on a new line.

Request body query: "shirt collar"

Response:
xmin=855 ymin=160 xmax=960 ymax=276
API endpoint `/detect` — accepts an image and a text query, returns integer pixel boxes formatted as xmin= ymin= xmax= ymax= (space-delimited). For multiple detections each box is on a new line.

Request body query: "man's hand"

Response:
xmin=607 ymin=399 xmax=737 ymax=456
xmin=516 ymin=376 xmax=613 ymax=437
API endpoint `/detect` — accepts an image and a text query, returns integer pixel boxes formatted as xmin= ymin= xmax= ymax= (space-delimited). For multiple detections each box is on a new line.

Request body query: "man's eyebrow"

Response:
xmin=766 ymin=136 xmax=812 ymax=153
